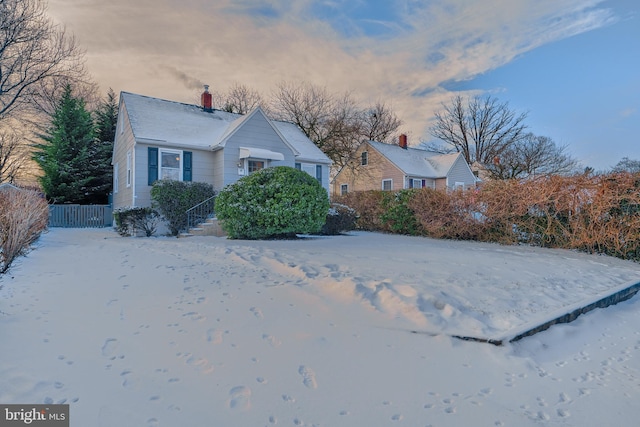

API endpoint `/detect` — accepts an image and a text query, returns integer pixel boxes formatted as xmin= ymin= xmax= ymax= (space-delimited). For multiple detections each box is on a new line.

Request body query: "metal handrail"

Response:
xmin=185 ymin=195 xmax=216 ymax=232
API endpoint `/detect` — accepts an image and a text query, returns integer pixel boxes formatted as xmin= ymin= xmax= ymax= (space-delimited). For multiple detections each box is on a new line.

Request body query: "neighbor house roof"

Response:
xmin=367 ymin=140 xmax=461 ymax=178
xmin=120 ymin=92 xmax=331 ymax=164
xmin=0 ymin=183 xmax=22 ymax=192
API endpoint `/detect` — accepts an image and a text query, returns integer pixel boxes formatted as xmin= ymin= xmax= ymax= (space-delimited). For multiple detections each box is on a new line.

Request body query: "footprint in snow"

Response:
xmin=262 ymin=334 xmax=281 ymax=348
xmin=227 ymin=386 xmax=251 ymax=410
xmin=298 ymin=365 xmax=318 ymax=389
xmin=250 ymin=307 xmax=264 ymax=320
xmin=101 ymin=338 xmax=118 ymax=358
xmin=206 ymin=328 xmax=223 ymax=344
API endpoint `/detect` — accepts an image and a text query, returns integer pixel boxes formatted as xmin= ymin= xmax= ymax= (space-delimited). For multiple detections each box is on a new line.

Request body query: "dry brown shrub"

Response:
xmin=479 ymin=177 xmax=578 ymax=246
xmin=335 ymin=173 xmax=640 ymax=261
xmin=568 ymin=173 xmax=640 ymax=259
xmin=479 ymin=173 xmax=640 ymax=259
xmin=333 ymin=191 xmax=386 ymax=231
xmin=408 ymin=188 xmax=484 ymax=240
xmin=0 ymin=188 xmax=49 ymax=273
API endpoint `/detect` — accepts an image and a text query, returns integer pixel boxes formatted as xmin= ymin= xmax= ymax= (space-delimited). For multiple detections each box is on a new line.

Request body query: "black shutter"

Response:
xmin=148 ymin=147 xmax=158 ymax=185
xmin=183 ymin=151 xmax=192 ymax=182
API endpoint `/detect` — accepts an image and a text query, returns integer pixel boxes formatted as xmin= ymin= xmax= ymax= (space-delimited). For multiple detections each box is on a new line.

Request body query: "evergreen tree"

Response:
xmin=90 ymin=88 xmax=119 ymax=203
xmin=95 ymin=89 xmax=118 ymax=144
xmin=33 ymin=85 xmax=102 ymax=204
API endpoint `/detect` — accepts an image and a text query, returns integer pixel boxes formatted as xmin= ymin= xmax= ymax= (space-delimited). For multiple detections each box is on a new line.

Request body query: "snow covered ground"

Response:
xmin=2 ymin=228 xmax=640 ymax=426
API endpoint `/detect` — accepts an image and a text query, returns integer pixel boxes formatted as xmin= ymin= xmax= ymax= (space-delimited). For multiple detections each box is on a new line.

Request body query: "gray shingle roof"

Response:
xmin=121 ymin=92 xmax=331 ymax=164
xmin=368 ymin=140 xmax=461 ymax=178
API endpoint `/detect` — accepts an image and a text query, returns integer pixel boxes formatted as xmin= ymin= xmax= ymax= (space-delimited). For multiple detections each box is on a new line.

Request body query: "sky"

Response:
xmin=46 ymin=0 xmax=639 ymax=171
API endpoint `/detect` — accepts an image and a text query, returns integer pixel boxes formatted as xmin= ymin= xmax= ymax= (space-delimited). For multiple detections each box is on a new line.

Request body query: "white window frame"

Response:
xmin=126 ymin=151 xmax=132 ymax=187
xmin=340 ymin=184 xmax=348 ymax=195
xmin=114 ymin=162 xmax=119 ymax=194
xmin=454 ymin=181 xmax=465 ymax=190
xmin=412 ymin=179 xmax=423 ymax=189
xmin=246 ymin=158 xmax=267 ymax=174
xmin=382 ymin=179 xmax=392 ymax=191
xmin=159 ymin=148 xmax=183 ymax=181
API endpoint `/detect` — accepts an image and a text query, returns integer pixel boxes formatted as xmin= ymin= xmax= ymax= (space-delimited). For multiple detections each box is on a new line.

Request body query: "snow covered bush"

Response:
xmin=0 ymin=187 xmax=49 ymax=274
xmin=113 ymin=207 xmax=159 ymax=237
xmin=215 ymin=166 xmax=330 ymax=239
xmin=150 ymin=180 xmax=216 ymax=236
xmin=319 ymin=203 xmax=358 ymax=235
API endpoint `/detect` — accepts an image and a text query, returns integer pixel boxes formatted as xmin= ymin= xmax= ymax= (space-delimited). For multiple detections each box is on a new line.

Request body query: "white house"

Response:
xmin=111 ymin=87 xmax=332 ymax=210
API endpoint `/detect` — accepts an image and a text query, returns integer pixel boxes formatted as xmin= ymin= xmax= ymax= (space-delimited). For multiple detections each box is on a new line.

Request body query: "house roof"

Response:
xmin=120 ymin=92 xmax=331 ymax=164
xmin=367 ymin=140 xmax=461 ymax=178
xmin=272 ymin=121 xmax=330 ymax=164
xmin=0 ymin=183 xmax=21 ymax=191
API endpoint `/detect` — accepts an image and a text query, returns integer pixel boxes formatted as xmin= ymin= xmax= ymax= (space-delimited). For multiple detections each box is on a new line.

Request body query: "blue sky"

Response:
xmin=49 ymin=0 xmax=639 ymax=171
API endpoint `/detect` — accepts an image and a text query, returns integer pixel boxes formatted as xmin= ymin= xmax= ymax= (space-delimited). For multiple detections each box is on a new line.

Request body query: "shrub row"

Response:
xmin=0 ymin=188 xmax=49 ymax=274
xmin=334 ymin=173 xmax=640 ymax=262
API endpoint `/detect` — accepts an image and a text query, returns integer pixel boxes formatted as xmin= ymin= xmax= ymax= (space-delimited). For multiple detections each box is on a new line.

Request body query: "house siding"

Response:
xmin=134 ymin=143 xmax=152 ymax=207
xmin=222 ymin=113 xmax=295 ymax=188
xmin=130 ymin=144 xmax=217 ymax=208
xmin=112 ymin=103 xmax=136 ymax=208
xmin=446 ymin=156 xmax=476 ymax=189
xmin=212 ymin=150 xmax=225 ymax=191
xmin=191 ymin=150 xmax=216 ymax=186
xmin=333 ymin=143 xmax=404 ymax=193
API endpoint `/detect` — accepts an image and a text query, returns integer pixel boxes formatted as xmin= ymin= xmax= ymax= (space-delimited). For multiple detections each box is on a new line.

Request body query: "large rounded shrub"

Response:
xmin=216 ymin=166 xmax=330 ymax=239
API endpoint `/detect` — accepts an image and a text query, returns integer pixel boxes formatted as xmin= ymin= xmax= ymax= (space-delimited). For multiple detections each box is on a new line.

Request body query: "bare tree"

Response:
xmin=486 ymin=133 xmax=578 ymax=179
xmin=0 ymin=0 xmax=86 ymax=122
xmin=428 ymin=95 xmax=528 ymax=165
xmin=270 ymin=81 xmax=340 ymax=150
xmin=612 ymin=157 xmax=640 ymax=174
xmin=216 ymin=82 xmax=267 ymax=115
xmin=0 ymin=124 xmax=31 ymax=184
xmin=270 ymin=81 xmax=402 ymax=173
xmin=29 ymin=74 xmax=100 ymax=120
xmin=360 ymin=101 xmax=403 ymax=144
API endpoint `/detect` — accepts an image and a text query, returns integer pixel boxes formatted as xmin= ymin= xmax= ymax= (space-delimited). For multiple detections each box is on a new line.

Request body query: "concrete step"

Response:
xmin=188 ymin=218 xmax=226 ymax=237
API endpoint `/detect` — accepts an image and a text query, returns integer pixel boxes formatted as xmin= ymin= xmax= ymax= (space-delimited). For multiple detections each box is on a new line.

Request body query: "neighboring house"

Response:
xmin=112 ymin=87 xmax=332 ymax=210
xmin=333 ymin=134 xmax=476 ymax=195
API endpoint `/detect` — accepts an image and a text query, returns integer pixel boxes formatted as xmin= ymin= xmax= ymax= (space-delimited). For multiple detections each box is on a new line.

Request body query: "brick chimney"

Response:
xmin=398 ymin=133 xmax=408 ymax=149
xmin=201 ymin=84 xmax=213 ymax=112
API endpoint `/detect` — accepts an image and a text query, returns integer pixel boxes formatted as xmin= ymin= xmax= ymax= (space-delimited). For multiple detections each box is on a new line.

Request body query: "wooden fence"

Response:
xmin=48 ymin=204 xmax=113 ymax=228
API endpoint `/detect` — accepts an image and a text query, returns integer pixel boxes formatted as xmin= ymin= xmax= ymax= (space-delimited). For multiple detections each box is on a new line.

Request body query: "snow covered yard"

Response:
xmin=2 ymin=228 xmax=640 ymax=426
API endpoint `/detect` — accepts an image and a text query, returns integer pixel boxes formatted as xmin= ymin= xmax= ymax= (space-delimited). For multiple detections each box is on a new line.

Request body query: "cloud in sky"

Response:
xmin=47 ymin=0 xmax=617 ymax=142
